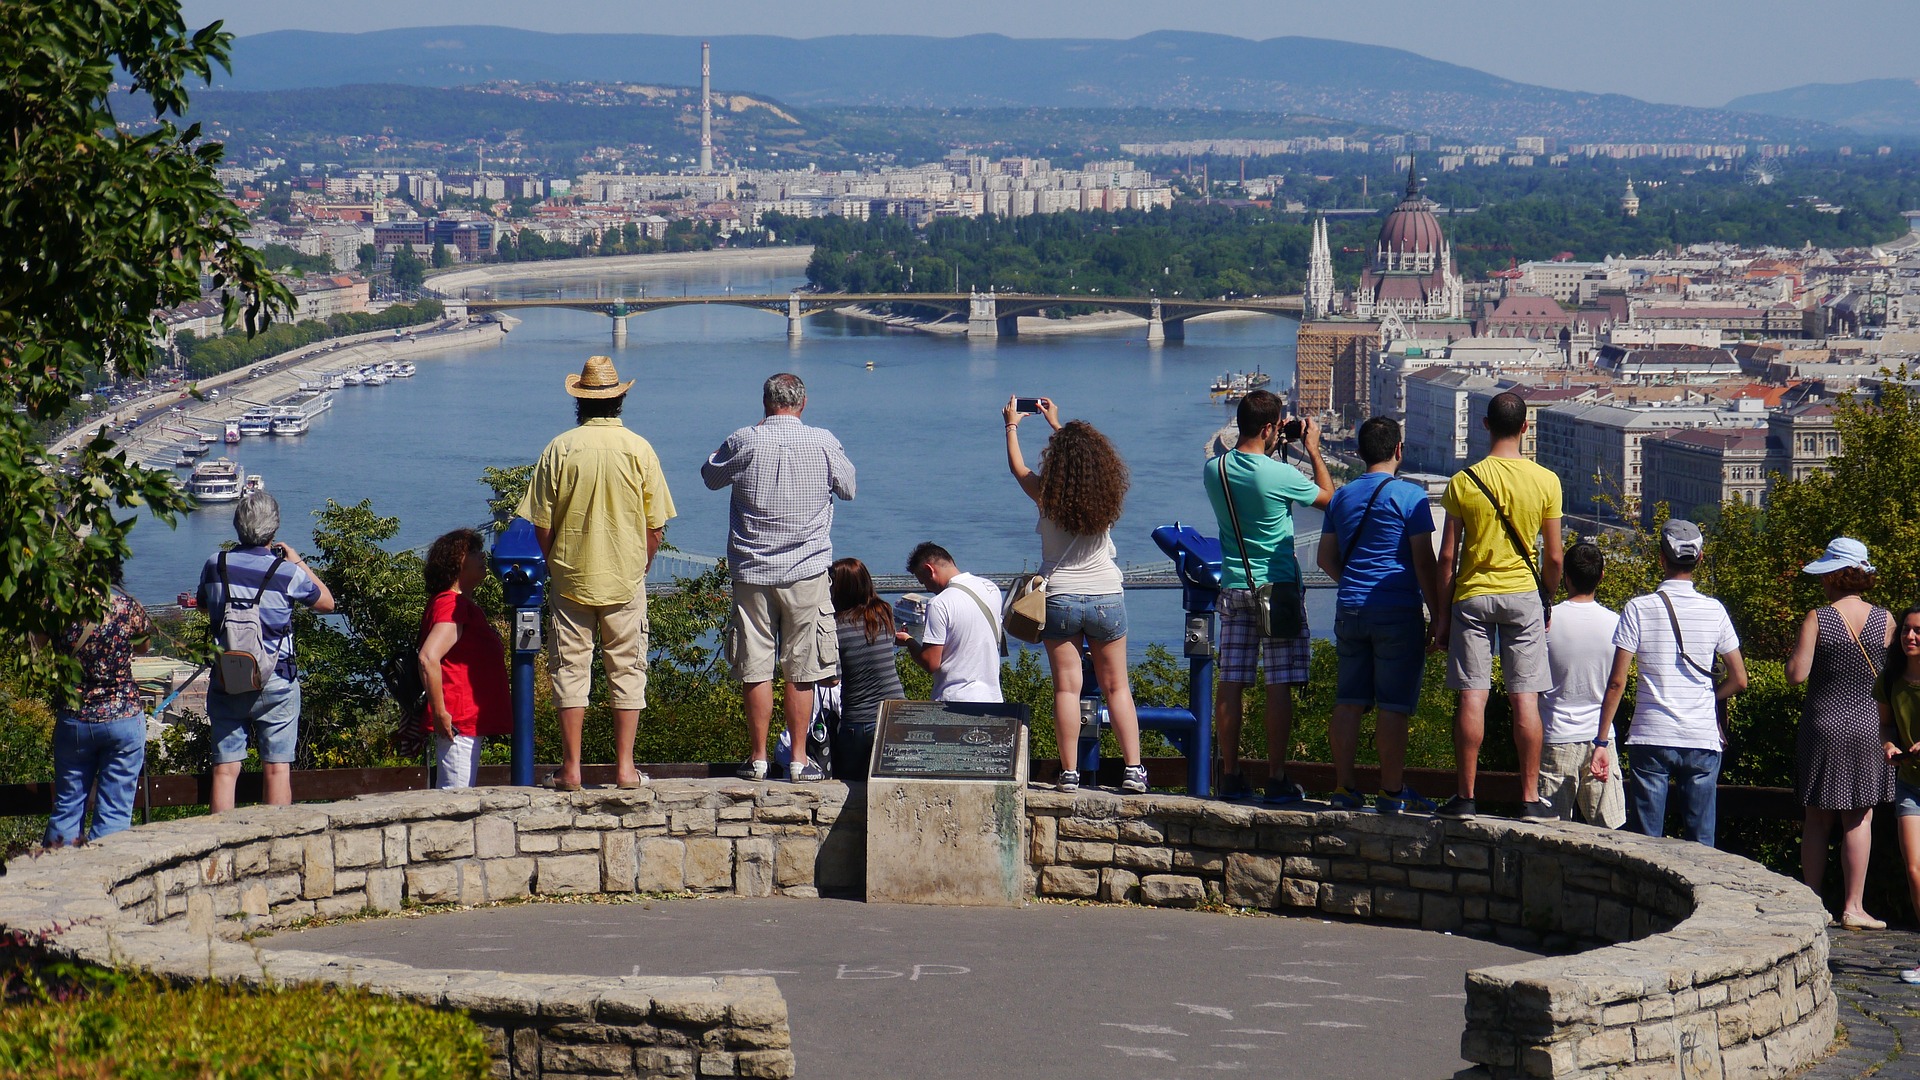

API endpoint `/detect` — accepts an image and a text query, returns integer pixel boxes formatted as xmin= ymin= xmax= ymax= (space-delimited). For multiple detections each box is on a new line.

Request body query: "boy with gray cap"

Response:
xmin=1589 ymin=520 xmax=1749 ymax=846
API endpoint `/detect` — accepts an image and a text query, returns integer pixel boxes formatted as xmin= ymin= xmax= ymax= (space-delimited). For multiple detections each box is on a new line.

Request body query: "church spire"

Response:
xmin=1404 ymin=155 xmax=1420 ymax=198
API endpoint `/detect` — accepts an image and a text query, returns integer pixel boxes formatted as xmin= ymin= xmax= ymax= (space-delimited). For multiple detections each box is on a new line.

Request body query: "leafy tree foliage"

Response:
xmin=0 ymin=0 xmax=286 ymax=690
xmin=259 ymin=242 xmax=334 ymax=275
xmin=389 ymin=247 xmax=426 ymax=291
xmin=177 ymin=301 xmax=443 ymax=379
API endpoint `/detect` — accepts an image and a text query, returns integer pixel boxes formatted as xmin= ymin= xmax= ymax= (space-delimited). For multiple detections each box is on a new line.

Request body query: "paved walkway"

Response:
xmin=1807 ymin=929 xmax=1920 ymax=1079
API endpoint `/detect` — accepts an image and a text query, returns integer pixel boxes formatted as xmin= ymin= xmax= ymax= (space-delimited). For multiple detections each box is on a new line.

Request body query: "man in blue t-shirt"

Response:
xmin=1203 ymin=390 xmax=1333 ymax=803
xmin=197 ymin=491 xmax=334 ymax=813
xmin=1315 ymin=417 xmax=1440 ymax=814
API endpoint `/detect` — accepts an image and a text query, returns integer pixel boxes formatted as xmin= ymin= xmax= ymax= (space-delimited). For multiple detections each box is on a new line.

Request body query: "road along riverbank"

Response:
xmin=430 ymin=246 xmax=814 ymax=294
xmin=835 ymin=304 xmax=1268 ymax=338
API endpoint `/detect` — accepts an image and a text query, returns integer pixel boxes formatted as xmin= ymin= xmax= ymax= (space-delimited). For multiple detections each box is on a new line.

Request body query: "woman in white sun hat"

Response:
xmin=1787 ymin=536 xmax=1894 ymax=930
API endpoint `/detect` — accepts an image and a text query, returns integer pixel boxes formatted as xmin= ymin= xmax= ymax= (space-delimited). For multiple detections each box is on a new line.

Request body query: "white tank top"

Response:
xmin=1038 ymin=516 xmax=1123 ymax=596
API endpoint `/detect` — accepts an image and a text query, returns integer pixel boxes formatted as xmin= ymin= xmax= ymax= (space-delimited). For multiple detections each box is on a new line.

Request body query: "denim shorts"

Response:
xmin=1333 ymin=606 xmax=1427 ymax=714
xmin=208 ymin=676 xmax=301 ymax=764
xmin=1897 ymin=778 xmax=1920 ymax=818
xmin=1041 ymin=592 xmax=1128 ymax=643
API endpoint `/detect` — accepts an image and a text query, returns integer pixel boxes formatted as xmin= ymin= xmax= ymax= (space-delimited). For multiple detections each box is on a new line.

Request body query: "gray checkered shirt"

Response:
xmin=701 ymin=415 xmax=856 ymax=585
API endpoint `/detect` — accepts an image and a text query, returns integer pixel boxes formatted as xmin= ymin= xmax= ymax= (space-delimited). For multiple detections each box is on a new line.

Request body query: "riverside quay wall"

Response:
xmin=0 ymin=781 xmax=1832 ymax=1080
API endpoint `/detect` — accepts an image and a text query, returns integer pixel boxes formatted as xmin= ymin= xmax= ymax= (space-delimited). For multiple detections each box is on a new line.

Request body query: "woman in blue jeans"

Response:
xmin=1004 ymin=397 xmax=1147 ymax=794
xmin=45 ymin=563 xmax=153 ymax=845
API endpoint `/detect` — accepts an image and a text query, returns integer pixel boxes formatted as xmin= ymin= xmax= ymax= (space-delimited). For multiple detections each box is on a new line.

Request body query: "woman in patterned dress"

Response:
xmin=44 ymin=560 xmax=153 ymax=845
xmin=1787 ymin=537 xmax=1895 ymax=929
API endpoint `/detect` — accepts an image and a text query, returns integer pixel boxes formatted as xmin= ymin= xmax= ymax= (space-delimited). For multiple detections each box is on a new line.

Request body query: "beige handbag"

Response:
xmin=1003 ymin=574 xmax=1048 ymax=643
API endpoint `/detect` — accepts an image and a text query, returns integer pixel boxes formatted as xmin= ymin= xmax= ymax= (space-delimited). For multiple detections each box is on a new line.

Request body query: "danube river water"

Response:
xmin=123 ymin=259 xmax=1329 ymax=657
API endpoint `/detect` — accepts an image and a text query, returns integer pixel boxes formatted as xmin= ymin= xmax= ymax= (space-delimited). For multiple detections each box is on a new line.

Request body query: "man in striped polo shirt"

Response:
xmin=1589 ymin=519 xmax=1749 ymax=846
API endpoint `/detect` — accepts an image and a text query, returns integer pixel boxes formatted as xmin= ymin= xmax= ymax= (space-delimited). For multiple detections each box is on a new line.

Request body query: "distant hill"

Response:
xmin=220 ymin=27 xmax=1833 ymax=145
xmin=1727 ymin=79 xmax=1920 ymax=139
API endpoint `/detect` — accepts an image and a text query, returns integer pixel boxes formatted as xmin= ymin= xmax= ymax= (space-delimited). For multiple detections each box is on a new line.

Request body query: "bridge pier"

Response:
xmin=610 ymin=315 xmax=628 ymax=344
xmin=968 ymin=290 xmax=1004 ymax=339
xmin=787 ymin=294 xmax=804 ymax=339
xmin=1147 ymin=299 xmax=1165 ymax=344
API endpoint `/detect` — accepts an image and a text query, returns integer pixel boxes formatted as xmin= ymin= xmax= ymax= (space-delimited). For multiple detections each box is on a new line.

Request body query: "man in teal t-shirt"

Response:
xmin=1202 ymin=389 xmax=1333 ymax=803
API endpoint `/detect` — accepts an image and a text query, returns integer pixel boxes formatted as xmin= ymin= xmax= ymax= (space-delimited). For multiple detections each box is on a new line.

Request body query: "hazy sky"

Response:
xmin=182 ymin=0 xmax=1916 ymax=109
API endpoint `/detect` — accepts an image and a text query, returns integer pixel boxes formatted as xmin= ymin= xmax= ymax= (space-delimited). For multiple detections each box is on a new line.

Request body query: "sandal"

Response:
xmin=545 ymin=776 xmax=582 ymax=792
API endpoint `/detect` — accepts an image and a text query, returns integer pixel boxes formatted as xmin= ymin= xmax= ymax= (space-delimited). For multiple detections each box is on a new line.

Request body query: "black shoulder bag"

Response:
xmin=1461 ymin=466 xmax=1553 ymax=628
xmin=1337 ymin=474 xmax=1396 ymax=573
xmin=1657 ymin=588 xmax=1732 ymax=748
xmin=1218 ymin=453 xmax=1304 ymax=639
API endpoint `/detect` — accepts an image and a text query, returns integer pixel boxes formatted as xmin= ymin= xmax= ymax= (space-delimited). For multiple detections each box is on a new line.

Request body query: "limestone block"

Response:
xmin=1117 ymin=820 xmax=1165 ymax=845
xmin=719 ymin=823 xmax=752 ymax=838
xmin=484 ymin=858 xmax=534 ymax=902
xmin=1223 ymin=853 xmax=1281 ymax=909
xmin=1027 ymin=814 xmax=1058 ymax=865
xmin=1039 ymin=866 xmax=1099 ymax=898
xmin=737 ymin=1049 xmax=797 ymax=1079
xmin=637 ymin=838 xmax=688 ymax=893
xmin=474 ymin=816 xmax=517 ymax=860
xmin=700 ymin=1050 xmax=739 ymax=1076
xmin=1057 ymin=841 xmax=1114 ymax=866
xmin=1172 ymin=849 xmax=1224 ymax=874
xmin=560 ymin=830 xmax=604 ymax=852
xmin=407 ymin=864 xmax=460 ymax=905
xmin=409 ymin=820 xmax=477 ymax=862
xmin=518 ymin=832 xmax=561 ymax=853
xmin=365 ymin=867 xmax=404 ymax=912
xmin=685 ymin=838 xmax=734 ymax=890
xmin=1191 ymin=826 xmax=1253 ymax=849
xmin=1408 ymin=868 xmax=1455 ymax=891
xmin=1137 ymin=874 xmax=1205 ymax=908
xmin=542 ymin=1042 xmax=633 ymax=1074
xmin=672 ymin=808 xmax=717 ymax=835
xmin=602 ymin=833 xmax=638 ymax=893
xmin=233 ymin=842 xmax=269 ymax=877
xmin=1101 ymin=868 xmax=1139 ymax=903
xmin=866 ymin=778 xmax=1026 ymax=908
xmin=1375 ymin=887 xmax=1421 ymax=921
xmin=1575 ymin=1028 xmax=1635 ymax=1068
xmin=754 ymin=805 xmax=810 ymax=825
xmin=1634 ymin=1020 xmax=1677 ymax=1061
xmin=382 ymin=823 xmax=408 ymax=868
xmin=239 ymin=882 xmax=270 ymax=917
xmin=736 ymin=838 xmax=775 ymax=898
xmin=301 ymin=835 xmax=336 ymax=900
xmin=1445 ymin=842 xmax=1490 ymax=870
xmin=1112 ymin=845 xmax=1173 ymax=873
xmin=333 ymin=829 xmax=384 ymax=870
xmin=1320 ymin=883 xmax=1372 ymax=917
xmin=1058 ymin=818 xmax=1118 ymax=841
xmin=1279 ymin=877 xmax=1319 ymax=908
xmin=773 ymin=838 xmax=818 ymax=888
xmin=1421 ymin=894 xmax=1464 ymax=932
xmin=537 ymin=854 xmax=602 ymax=895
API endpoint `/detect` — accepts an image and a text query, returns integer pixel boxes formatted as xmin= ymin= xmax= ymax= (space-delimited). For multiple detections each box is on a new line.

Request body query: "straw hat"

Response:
xmin=565 ymin=355 xmax=633 ymax=399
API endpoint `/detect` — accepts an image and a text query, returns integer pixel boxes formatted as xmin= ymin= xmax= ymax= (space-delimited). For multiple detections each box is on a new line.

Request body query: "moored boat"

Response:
xmin=186 ymin=457 xmax=242 ymax=502
xmin=236 ymin=408 xmax=273 ymax=437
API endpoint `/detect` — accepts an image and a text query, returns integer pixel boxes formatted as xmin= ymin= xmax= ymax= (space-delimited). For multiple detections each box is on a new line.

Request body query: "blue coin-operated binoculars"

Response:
xmin=1073 ymin=522 xmax=1222 ymax=796
xmin=491 ymin=518 xmax=547 ymax=787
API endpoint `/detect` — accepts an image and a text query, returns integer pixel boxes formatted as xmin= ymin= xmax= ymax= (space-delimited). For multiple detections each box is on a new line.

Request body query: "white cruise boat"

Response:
xmin=269 ymin=407 xmax=308 ymax=436
xmin=224 ymin=419 xmax=241 ymax=443
xmin=341 ymin=369 xmax=365 ymax=386
xmin=362 ymin=367 xmax=388 ymax=386
xmin=392 ymin=361 xmax=416 ymax=378
xmin=187 ymin=457 xmax=242 ymax=502
xmin=236 ymin=408 xmax=274 ymax=437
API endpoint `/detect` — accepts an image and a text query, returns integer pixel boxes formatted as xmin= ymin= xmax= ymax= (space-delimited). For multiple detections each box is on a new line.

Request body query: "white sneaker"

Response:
xmin=736 ymin=758 xmax=769 ymax=781
xmin=1120 ymin=765 xmax=1149 ymax=794
xmin=1901 ymin=967 xmax=1920 ymax=985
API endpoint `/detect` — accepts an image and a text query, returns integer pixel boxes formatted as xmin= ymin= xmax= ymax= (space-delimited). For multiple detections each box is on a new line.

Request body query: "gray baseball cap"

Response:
xmin=1661 ymin=519 xmax=1704 ymax=564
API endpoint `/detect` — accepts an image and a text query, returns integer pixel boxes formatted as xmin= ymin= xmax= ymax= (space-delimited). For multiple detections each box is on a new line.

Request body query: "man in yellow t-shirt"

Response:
xmin=1434 ymin=391 xmax=1563 ymax=822
xmin=517 ymin=355 xmax=677 ymax=792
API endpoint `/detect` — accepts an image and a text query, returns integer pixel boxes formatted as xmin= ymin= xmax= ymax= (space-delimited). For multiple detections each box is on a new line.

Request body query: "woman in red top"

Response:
xmin=419 ymin=528 xmax=510 ymax=789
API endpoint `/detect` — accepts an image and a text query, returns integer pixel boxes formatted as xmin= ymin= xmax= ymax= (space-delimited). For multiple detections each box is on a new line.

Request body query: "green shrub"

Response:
xmin=0 ymin=976 xmax=489 ymax=1079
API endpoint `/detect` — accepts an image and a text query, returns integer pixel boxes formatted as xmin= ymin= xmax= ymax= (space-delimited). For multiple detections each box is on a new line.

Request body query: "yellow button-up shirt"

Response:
xmin=517 ymin=418 xmax=676 ymax=606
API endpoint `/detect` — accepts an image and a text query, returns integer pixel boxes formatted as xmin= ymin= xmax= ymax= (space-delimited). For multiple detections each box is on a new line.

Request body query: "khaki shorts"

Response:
xmin=726 ymin=575 xmax=839 ymax=685
xmin=1539 ymin=741 xmax=1627 ymax=828
xmin=549 ymin=588 xmax=649 ymax=711
xmin=1446 ymin=591 xmax=1550 ymax=693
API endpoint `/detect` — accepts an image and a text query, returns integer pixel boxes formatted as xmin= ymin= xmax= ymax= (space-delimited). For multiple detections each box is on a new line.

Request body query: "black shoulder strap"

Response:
xmin=1339 ymin=474 xmax=1396 ymax=570
xmin=1657 ymin=588 xmax=1717 ymax=679
xmin=1218 ymin=452 xmax=1259 ymax=588
xmin=218 ymin=550 xmax=287 ymax=615
xmin=1461 ymin=466 xmax=1542 ymax=591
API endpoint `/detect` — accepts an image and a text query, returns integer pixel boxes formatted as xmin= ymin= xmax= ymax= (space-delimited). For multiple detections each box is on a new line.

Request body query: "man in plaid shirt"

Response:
xmin=703 ymin=373 xmax=857 ymax=782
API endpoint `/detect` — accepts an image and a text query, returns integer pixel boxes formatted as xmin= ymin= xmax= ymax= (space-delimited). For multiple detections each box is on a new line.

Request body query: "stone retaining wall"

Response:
xmin=0 ymin=781 xmax=1832 ymax=1080
xmin=2 ymin=783 xmax=852 ymax=1080
xmin=1026 ymin=790 xmax=1833 ymax=1079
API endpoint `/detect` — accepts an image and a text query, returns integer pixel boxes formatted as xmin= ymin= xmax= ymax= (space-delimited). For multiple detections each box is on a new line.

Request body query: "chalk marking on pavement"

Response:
xmin=1173 ymin=1003 xmax=1235 ymax=1019
xmin=1431 ymin=993 xmax=1469 ymax=1000
xmin=1315 ymin=993 xmax=1404 ymax=1004
xmin=1376 ymin=973 xmax=1428 ymax=980
xmin=1250 ymin=974 xmax=1337 ymax=984
xmin=1212 ymin=1043 xmax=1261 ymax=1050
xmin=1103 ymin=1046 xmax=1178 ymax=1060
xmin=1279 ymin=960 xmax=1350 ymax=967
xmin=1303 ymin=1021 xmax=1367 ymax=1029
xmin=1253 ymin=1002 xmax=1314 ymax=1009
xmin=1188 ymin=1062 xmax=1250 ymax=1071
xmin=701 ymin=969 xmax=800 ymax=976
xmin=1101 ymin=1023 xmax=1190 ymax=1036
xmin=1223 ymin=1029 xmax=1290 ymax=1035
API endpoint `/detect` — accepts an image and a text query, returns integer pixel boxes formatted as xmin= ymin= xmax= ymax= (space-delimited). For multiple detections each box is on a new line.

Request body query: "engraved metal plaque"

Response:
xmin=870 ymin=699 xmax=1029 ymax=781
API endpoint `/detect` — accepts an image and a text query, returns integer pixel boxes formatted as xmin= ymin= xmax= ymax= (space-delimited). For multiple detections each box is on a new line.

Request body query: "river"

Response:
xmin=123 ymin=257 xmax=1330 ymax=660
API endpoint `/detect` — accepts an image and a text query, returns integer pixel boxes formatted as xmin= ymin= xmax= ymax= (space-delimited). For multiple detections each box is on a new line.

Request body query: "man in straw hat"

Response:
xmin=517 ymin=355 xmax=676 ymax=791
xmin=703 ymin=372 xmax=856 ymax=783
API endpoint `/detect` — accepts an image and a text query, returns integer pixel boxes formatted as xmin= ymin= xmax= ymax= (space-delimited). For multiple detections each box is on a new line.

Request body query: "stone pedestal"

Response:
xmin=865 ymin=731 xmax=1028 ymax=907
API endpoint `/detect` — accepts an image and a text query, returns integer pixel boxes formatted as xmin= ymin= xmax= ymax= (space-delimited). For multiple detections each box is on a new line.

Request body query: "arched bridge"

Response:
xmin=453 ymin=290 xmax=1304 ymax=343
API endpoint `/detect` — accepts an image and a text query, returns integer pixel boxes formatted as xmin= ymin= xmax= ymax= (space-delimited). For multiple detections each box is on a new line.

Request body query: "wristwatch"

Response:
xmin=1591 ymin=737 xmax=1611 ymax=747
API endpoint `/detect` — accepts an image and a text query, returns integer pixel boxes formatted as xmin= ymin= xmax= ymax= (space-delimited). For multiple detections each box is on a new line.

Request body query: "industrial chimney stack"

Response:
xmin=699 ymin=42 xmax=713 ymax=174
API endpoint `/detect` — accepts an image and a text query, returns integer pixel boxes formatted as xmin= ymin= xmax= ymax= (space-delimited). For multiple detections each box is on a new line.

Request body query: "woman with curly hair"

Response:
xmin=1788 ymin=537 xmax=1894 ymax=928
xmin=1004 ymin=396 xmax=1146 ymax=794
xmin=419 ymin=528 xmax=510 ymax=789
